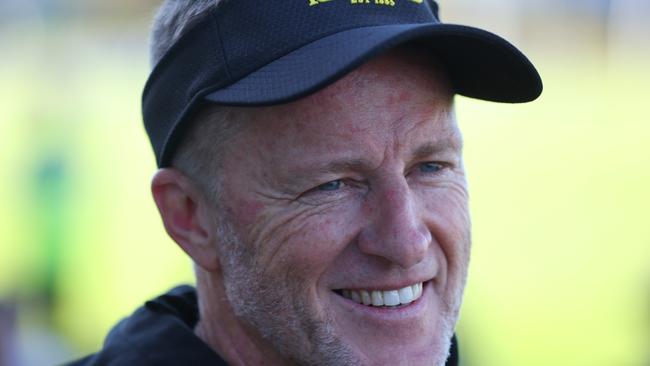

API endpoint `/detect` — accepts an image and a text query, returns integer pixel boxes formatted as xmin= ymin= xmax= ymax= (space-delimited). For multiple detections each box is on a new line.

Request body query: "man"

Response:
xmin=71 ymin=0 xmax=541 ymax=365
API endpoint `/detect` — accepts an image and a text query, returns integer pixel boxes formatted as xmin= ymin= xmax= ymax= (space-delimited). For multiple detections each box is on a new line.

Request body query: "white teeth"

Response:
xmin=339 ymin=282 xmax=425 ymax=307
xmin=371 ymin=290 xmax=384 ymax=306
xmin=411 ymin=283 xmax=422 ymax=299
xmin=360 ymin=290 xmax=372 ymax=305
xmin=383 ymin=290 xmax=400 ymax=306
xmin=398 ymin=286 xmax=414 ymax=305
xmin=350 ymin=291 xmax=361 ymax=303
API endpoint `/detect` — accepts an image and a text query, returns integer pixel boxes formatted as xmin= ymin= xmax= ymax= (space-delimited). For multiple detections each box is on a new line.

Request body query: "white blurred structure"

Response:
xmin=440 ymin=0 xmax=525 ymax=46
xmin=608 ymin=0 xmax=650 ymax=60
xmin=440 ymin=0 xmax=649 ymax=61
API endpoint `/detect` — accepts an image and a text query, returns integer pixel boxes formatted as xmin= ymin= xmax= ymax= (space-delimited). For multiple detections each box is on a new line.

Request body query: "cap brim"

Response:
xmin=205 ymin=23 xmax=542 ymax=106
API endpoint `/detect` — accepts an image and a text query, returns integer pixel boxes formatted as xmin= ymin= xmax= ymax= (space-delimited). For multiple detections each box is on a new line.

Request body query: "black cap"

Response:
xmin=143 ymin=0 xmax=543 ymax=167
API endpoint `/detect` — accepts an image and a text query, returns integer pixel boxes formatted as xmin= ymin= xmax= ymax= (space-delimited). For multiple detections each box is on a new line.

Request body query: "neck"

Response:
xmin=193 ymin=269 xmax=290 ymax=366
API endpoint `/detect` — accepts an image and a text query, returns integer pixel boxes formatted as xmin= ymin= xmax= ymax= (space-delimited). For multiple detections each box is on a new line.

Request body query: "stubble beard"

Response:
xmin=215 ymin=217 xmax=360 ymax=365
xmin=215 ymin=216 xmax=467 ymax=366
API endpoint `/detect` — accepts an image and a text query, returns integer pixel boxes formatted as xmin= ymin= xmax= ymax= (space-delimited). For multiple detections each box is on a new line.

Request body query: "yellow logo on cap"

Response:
xmin=309 ymin=0 xmax=423 ymax=7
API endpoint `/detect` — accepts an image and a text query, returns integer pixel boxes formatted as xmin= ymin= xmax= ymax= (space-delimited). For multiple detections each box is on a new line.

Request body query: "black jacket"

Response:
xmin=68 ymin=286 xmax=459 ymax=365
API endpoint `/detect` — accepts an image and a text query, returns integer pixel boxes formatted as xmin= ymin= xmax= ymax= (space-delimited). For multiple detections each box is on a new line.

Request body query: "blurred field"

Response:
xmin=457 ymin=57 xmax=650 ymax=365
xmin=1 ymin=2 xmax=649 ymax=365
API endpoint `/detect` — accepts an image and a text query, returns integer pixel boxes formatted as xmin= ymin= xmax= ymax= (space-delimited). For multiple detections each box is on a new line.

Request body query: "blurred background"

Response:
xmin=0 ymin=0 xmax=648 ymax=365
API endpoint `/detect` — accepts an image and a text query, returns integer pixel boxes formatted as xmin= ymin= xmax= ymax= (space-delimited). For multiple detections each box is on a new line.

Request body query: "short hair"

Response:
xmin=149 ymin=0 xmax=239 ymax=201
xmin=149 ymin=0 xmax=222 ymax=68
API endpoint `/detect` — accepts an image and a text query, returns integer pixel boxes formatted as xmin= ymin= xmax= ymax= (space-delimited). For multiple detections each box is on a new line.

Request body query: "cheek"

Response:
xmin=294 ymin=214 xmax=357 ymax=264
xmin=232 ymin=199 xmax=266 ymax=227
xmin=251 ymin=204 xmax=361 ymax=282
xmin=422 ymin=184 xmax=471 ymax=266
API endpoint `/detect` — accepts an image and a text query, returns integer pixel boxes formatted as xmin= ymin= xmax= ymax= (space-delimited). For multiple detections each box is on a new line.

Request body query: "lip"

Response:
xmin=331 ymin=276 xmax=435 ymax=292
xmin=331 ymin=280 xmax=434 ymax=322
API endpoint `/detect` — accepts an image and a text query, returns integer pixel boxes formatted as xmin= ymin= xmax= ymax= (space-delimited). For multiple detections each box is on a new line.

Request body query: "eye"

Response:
xmin=419 ymin=162 xmax=443 ymax=173
xmin=316 ymin=179 xmax=343 ymax=191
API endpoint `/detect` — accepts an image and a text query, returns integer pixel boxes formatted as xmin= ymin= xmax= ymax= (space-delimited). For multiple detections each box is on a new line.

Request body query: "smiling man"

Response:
xmin=70 ymin=1 xmax=541 ymax=365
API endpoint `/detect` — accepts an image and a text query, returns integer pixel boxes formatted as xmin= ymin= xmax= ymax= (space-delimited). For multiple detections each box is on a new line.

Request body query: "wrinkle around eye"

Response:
xmin=407 ymin=163 xmax=466 ymax=191
xmin=316 ymin=179 xmax=343 ymax=192
xmin=408 ymin=161 xmax=452 ymax=180
xmin=296 ymin=179 xmax=364 ymax=207
xmin=252 ymin=188 xmax=298 ymax=204
xmin=418 ymin=161 xmax=444 ymax=174
xmin=415 ymin=176 xmax=469 ymax=201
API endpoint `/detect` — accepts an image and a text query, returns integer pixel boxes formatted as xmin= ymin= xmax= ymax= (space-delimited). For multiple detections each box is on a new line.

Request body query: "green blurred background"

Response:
xmin=0 ymin=0 xmax=648 ymax=365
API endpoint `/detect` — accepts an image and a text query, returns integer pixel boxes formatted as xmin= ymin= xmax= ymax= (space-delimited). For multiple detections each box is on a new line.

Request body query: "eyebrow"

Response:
xmin=411 ymin=138 xmax=463 ymax=160
xmin=306 ymin=157 xmax=375 ymax=176
xmin=288 ymin=137 xmax=462 ymax=179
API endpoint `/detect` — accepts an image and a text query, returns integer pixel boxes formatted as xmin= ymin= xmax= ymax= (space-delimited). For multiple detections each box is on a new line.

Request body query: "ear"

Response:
xmin=151 ymin=168 xmax=220 ymax=272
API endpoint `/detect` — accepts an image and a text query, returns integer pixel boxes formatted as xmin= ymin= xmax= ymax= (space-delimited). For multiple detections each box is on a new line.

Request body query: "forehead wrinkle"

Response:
xmin=411 ymin=139 xmax=461 ymax=160
xmin=286 ymin=156 xmax=378 ymax=178
xmin=386 ymin=101 xmax=461 ymax=159
xmin=411 ymin=117 xmax=464 ymax=156
xmin=239 ymin=50 xmax=459 ymax=183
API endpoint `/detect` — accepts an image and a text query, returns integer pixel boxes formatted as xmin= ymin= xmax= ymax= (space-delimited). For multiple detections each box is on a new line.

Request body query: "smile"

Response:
xmin=335 ymin=282 xmax=424 ymax=307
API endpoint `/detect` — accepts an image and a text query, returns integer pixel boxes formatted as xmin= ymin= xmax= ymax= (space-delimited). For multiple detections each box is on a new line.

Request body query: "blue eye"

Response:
xmin=317 ymin=180 xmax=343 ymax=191
xmin=419 ymin=162 xmax=443 ymax=173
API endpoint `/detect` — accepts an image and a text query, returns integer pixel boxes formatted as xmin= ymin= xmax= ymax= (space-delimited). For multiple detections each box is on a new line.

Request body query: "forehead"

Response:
xmin=228 ymin=49 xmax=460 ymax=164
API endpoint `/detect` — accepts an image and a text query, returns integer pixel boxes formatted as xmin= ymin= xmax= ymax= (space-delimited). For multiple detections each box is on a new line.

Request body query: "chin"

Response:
xmin=348 ymin=331 xmax=453 ymax=366
xmin=336 ymin=316 xmax=455 ymax=366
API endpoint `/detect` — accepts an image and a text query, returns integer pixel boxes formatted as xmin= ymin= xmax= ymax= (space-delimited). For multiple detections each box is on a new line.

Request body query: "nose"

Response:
xmin=357 ymin=178 xmax=431 ymax=269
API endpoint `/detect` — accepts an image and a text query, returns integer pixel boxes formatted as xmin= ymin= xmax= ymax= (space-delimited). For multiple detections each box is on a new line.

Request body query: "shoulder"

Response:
xmin=64 ymin=286 xmax=227 ymax=366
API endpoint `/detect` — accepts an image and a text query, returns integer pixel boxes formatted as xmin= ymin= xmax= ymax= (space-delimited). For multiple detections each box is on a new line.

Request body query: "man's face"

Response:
xmin=214 ymin=50 xmax=470 ymax=366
